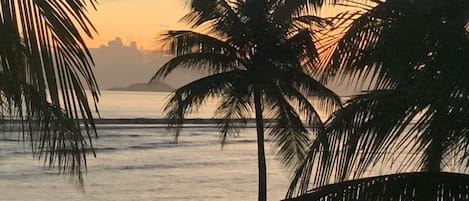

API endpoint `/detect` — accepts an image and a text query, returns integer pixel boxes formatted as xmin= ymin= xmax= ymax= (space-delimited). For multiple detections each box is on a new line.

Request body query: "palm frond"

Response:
xmin=163 ymin=70 xmax=248 ymax=142
xmin=182 ymin=0 xmax=242 ymax=28
xmin=285 ymin=29 xmax=320 ymax=71
xmin=327 ymin=91 xmax=419 ymax=180
xmin=155 ymin=1 xmax=346 ymax=200
xmin=288 ymin=0 xmax=469 ymax=199
xmin=271 ymin=0 xmax=338 ymax=20
xmin=288 ymin=90 xmax=415 ymax=194
xmin=290 ymin=69 xmax=342 ymax=114
xmin=286 ymin=129 xmax=331 ymax=198
xmin=215 ymin=82 xmax=252 ymax=147
xmin=153 ymin=30 xmax=243 ymax=81
xmin=287 ymin=172 xmax=469 ymax=201
xmin=292 ymin=15 xmax=331 ymax=27
xmin=157 ymin=30 xmax=237 ymax=57
xmin=0 ymin=0 xmax=99 ymax=185
xmin=264 ymin=90 xmax=311 ymax=169
xmin=261 ymin=67 xmax=339 ymax=169
xmin=32 ymin=104 xmax=89 ymax=184
xmin=289 ymin=84 xmax=469 ymax=195
xmin=151 ymin=52 xmax=240 ymax=81
xmin=320 ymin=6 xmax=385 ymax=87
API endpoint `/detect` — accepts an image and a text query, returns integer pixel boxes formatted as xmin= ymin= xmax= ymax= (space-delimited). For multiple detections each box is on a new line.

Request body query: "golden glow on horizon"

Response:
xmin=84 ymin=1 xmax=354 ymax=50
xmin=85 ymin=0 xmax=188 ymax=50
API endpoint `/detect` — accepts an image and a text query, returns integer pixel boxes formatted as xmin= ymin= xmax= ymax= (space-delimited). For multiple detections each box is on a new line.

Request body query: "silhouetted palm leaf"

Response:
xmin=288 ymin=0 xmax=469 ymax=199
xmin=153 ymin=1 xmax=342 ymax=200
xmin=287 ymin=172 xmax=469 ymax=201
xmin=163 ymin=70 xmax=248 ymax=142
xmin=0 ymin=0 xmax=99 ymax=185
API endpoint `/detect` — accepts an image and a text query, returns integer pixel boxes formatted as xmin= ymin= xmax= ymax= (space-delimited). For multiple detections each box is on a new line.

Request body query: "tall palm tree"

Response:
xmin=151 ymin=1 xmax=341 ymax=200
xmin=0 ymin=0 xmax=99 ymax=185
xmin=287 ymin=0 xmax=469 ymax=200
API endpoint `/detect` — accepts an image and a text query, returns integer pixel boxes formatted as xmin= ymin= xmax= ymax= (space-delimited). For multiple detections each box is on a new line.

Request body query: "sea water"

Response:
xmin=0 ymin=91 xmax=290 ymax=201
xmin=3 ymin=91 xmax=449 ymax=201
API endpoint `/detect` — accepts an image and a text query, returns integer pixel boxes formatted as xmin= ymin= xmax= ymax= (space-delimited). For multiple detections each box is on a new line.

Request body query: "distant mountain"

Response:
xmin=108 ymin=81 xmax=174 ymax=92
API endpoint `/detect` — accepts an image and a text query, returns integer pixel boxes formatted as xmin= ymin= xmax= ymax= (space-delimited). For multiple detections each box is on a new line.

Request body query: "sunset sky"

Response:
xmin=85 ymin=1 xmax=346 ymax=50
xmin=86 ymin=0 xmax=189 ymax=50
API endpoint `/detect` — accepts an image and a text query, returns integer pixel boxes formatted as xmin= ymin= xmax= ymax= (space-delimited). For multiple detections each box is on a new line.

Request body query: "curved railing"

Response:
xmin=286 ymin=172 xmax=469 ymax=201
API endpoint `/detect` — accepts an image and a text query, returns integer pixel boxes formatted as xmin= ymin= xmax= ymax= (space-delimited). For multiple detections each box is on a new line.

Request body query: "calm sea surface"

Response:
xmin=5 ymin=91 xmax=448 ymax=201
xmin=0 ymin=91 xmax=291 ymax=201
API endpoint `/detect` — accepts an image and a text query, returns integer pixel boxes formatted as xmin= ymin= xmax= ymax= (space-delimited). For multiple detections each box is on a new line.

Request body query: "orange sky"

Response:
xmin=84 ymin=1 xmax=350 ymax=50
xmin=85 ymin=0 xmax=189 ymax=50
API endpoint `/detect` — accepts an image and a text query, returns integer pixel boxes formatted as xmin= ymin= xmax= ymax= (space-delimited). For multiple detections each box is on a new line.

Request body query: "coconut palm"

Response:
xmin=287 ymin=0 xmax=469 ymax=200
xmin=151 ymin=0 xmax=341 ymax=200
xmin=0 ymin=1 xmax=99 ymax=185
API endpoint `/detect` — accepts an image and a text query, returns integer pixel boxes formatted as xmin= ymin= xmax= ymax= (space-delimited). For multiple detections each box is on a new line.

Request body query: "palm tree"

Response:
xmin=287 ymin=0 xmax=469 ymax=200
xmin=151 ymin=1 xmax=341 ymax=200
xmin=0 ymin=1 xmax=99 ymax=185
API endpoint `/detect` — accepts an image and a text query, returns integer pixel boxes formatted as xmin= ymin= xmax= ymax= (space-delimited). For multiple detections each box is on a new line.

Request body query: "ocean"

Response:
xmin=0 ymin=91 xmax=291 ymax=201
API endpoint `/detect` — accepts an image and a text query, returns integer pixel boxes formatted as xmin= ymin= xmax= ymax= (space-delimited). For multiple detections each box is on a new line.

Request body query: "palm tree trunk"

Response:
xmin=423 ymin=115 xmax=445 ymax=201
xmin=254 ymin=87 xmax=267 ymax=201
xmin=426 ymin=139 xmax=443 ymax=173
xmin=426 ymin=112 xmax=446 ymax=173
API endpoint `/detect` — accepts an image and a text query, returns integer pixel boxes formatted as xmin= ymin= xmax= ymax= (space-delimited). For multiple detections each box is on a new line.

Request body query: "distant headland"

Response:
xmin=108 ymin=81 xmax=174 ymax=92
